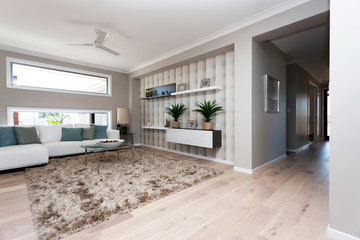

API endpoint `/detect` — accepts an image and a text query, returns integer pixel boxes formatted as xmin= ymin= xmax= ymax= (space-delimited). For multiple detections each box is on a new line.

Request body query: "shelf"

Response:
xmin=140 ymin=94 xmax=173 ymax=100
xmin=142 ymin=126 xmax=167 ymax=130
xmin=141 ymin=83 xmax=176 ymax=100
xmin=171 ymin=86 xmax=221 ymax=96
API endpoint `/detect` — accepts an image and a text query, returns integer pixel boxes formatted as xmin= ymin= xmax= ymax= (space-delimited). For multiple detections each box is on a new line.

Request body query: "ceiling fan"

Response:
xmin=67 ymin=29 xmax=120 ymax=56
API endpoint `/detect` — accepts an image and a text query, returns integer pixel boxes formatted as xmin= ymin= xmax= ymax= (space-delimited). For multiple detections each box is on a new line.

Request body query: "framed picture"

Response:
xmin=187 ymin=120 xmax=197 ymax=129
xmin=200 ymin=78 xmax=210 ymax=88
xmin=264 ymin=74 xmax=280 ymax=113
xmin=177 ymin=83 xmax=186 ymax=92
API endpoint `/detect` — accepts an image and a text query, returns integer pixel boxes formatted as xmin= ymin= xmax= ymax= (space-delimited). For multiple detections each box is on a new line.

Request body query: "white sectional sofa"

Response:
xmin=0 ymin=124 xmax=120 ymax=171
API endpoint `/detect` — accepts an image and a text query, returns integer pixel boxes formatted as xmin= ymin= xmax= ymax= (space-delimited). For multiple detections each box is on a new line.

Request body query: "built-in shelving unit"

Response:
xmin=142 ymin=126 xmax=167 ymax=130
xmin=171 ymin=86 xmax=221 ymax=96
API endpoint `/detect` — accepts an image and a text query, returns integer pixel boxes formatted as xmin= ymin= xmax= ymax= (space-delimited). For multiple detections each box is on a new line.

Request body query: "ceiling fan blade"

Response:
xmin=94 ymin=29 xmax=108 ymax=44
xmin=96 ymin=45 xmax=120 ymax=56
xmin=66 ymin=43 xmax=93 ymax=46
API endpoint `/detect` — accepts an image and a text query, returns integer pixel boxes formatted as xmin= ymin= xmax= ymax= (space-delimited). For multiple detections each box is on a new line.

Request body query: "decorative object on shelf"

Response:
xmin=200 ymin=78 xmax=210 ymax=88
xmin=193 ymin=100 xmax=223 ymax=130
xmin=177 ymin=83 xmax=186 ymax=92
xmin=187 ymin=120 xmax=197 ymax=129
xmin=117 ymin=108 xmax=130 ymax=135
xmin=146 ymin=122 xmax=152 ymax=127
xmin=142 ymin=83 xmax=176 ymax=100
xmin=164 ymin=118 xmax=170 ymax=127
xmin=264 ymin=74 xmax=280 ymax=113
xmin=165 ymin=103 xmax=187 ymax=128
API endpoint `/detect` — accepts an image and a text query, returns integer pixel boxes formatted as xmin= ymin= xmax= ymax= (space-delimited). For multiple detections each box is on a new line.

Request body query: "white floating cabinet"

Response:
xmin=166 ymin=129 xmax=221 ymax=149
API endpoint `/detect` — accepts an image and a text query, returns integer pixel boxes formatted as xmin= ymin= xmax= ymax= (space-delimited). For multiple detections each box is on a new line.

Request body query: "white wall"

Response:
xmin=139 ymin=50 xmax=235 ymax=163
xmin=252 ymin=41 xmax=286 ymax=169
xmin=329 ymin=0 xmax=360 ymax=238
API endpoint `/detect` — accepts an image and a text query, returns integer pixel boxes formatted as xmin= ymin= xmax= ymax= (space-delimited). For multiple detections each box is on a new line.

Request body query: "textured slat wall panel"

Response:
xmin=140 ymin=51 xmax=235 ymax=163
xmin=215 ymin=54 xmax=226 ymax=160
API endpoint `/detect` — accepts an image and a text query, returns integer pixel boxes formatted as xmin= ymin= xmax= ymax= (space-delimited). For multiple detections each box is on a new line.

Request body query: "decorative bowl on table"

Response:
xmin=96 ymin=139 xmax=124 ymax=148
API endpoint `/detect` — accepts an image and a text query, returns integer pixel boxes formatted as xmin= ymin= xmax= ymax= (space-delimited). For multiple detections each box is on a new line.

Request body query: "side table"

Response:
xmin=121 ymin=133 xmax=135 ymax=145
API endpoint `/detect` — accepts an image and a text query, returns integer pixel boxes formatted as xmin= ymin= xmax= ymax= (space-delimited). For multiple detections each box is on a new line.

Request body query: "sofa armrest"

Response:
xmin=107 ymin=129 xmax=120 ymax=139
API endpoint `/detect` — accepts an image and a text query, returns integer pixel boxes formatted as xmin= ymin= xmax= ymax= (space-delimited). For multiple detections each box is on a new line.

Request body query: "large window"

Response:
xmin=8 ymin=108 xmax=111 ymax=127
xmin=7 ymin=58 xmax=111 ymax=96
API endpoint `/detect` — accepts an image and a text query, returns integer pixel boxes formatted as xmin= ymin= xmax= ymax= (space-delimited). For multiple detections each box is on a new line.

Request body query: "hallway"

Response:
xmin=0 ymin=142 xmax=331 ymax=239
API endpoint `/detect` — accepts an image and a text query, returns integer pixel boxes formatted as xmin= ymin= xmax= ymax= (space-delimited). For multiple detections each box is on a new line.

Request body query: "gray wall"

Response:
xmin=329 ymin=0 xmax=360 ymax=238
xmin=252 ymin=41 xmax=286 ymax=169
xmin=0 ymin=49 xmax=129 ymax=128
xmin=129 ymin=0 xmax=329 ymax=171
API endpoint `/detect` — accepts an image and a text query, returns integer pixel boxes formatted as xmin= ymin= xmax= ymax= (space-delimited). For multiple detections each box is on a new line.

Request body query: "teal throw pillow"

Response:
xmin=82 ymin=127 xmax=95 ymax=140
xmin=14 ymin=127 xmax=40 ymax=145
xmin=90 ymin=124 xmax=108 ymax=139
xmin=61 ymin=128 xmax=83 ymax=141
xmin=0 ymin=127 xmax=18 ymax=147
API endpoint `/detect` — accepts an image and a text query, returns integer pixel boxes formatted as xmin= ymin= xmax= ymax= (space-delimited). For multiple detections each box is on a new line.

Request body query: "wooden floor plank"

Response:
xmin=0 ymin=142 xmax=333 ymax=240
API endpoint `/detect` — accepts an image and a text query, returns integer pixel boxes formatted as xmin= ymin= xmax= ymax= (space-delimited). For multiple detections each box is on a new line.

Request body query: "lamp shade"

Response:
xmin=117 ymin=108 xmax=130 ymax=124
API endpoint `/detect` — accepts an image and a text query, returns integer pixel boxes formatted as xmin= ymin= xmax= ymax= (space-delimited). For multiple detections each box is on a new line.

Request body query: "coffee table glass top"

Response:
xmin=80 ymin=143 xmax=139 ymax=152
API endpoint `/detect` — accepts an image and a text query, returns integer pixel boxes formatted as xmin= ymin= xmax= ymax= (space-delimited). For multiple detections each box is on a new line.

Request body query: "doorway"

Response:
xmin=324 ymin=89 xmax=330 ymax=140
xmin=308 ymin=84 xmax=318 ymax=142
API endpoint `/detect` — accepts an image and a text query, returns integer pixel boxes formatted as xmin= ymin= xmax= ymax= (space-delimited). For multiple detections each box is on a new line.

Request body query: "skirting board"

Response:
xmin=141 ymin=144 xmax=235 ymax=166
xmin=287 ymin=144 xmax=310 ymax=153
xmin=327 ymin=225 xmax=360 ymax=240
xmin=233 ymin=154 xmax=287 ymax=175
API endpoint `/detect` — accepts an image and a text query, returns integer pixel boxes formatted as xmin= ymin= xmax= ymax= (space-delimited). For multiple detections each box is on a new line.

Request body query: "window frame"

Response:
xmin=7 ymin=107 xmax=112 ymax=128
xmin=6 ymin=57 xmax=112 ymax=97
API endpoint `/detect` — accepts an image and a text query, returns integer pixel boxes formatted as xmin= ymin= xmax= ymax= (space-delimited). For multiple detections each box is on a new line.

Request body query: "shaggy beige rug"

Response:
xmin=25 ymin=148 xmax=222 ymax=240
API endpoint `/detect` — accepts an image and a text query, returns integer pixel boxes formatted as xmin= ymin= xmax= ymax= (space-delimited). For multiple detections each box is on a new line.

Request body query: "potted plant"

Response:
xmin=165 ymin=103 xmax=187 ymax=128
xmin=193 ymin=100 xmax=223 ymax=130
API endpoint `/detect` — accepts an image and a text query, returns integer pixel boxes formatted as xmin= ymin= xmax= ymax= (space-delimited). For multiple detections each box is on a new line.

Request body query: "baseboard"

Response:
xmin=233 ymin=154 xmax=287 ymax=175
xmin=252 ymin=154 xmax=287 ymax=172
xmin=287 ymin=144 xmax=310 ymax=153
xmin=327 ymin=225 xmax=360 ymax=240
xmin=233 ymin=166 xmax=253 ymax=174
xmin=140 ymin=144 xmax=235 ymax=166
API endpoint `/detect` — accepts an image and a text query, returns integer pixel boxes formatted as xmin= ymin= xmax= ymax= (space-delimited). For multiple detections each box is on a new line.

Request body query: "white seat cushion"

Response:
xmin=42 ymin=141 xmax=84 ymax=157
xmin=0 ymin=144 xmax=48 ymax=171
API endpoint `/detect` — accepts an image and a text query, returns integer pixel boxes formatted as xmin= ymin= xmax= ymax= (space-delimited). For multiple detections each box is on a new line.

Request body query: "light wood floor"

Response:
xmin=0 ymin=142 xmax=332 ymax=240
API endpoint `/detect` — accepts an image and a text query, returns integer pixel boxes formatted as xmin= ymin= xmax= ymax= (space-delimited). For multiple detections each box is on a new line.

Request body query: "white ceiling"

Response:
xmin=0 ymin=0 xmax=310 ymax=73
xmin=272 ymin=25 xmax=329 ymax=82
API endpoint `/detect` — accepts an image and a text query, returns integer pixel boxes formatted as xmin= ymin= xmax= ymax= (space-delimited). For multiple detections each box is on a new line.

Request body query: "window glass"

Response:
xmin=8 ymin=59 xmax=110 ymax=96
xmin=10 ymin=109 xmax=109 ymax=126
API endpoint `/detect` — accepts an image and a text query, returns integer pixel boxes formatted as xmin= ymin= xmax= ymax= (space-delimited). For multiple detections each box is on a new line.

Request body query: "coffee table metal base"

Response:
xmin=83 ymin=145 xmax=138 ymax=173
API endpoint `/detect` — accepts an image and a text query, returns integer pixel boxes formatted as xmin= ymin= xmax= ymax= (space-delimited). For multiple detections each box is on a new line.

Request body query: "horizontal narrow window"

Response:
xmin=7 ymin=58 xmax=111 ymax=96
xmin=8 ymin=107 xmax=110 ymax=127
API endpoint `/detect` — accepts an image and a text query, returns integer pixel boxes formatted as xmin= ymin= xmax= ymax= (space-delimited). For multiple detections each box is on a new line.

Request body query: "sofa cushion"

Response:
xmin=82 ymin=127 xmax=95 ymax=140
xmin=0 ymin=127 xmax=18 ymax=147
xmin=42 ymin=141 xmax=84 ymax=157
xmin=0 ymin=144 xmax=48 ymax=171
xmin=91 ymin=124 xmax=108 ymax=139
xmin=61 ymin=128 xmax=83 ymax=141
xmin=14 ymin=127 xmax=40 ymax=145
xmin=37 ymin=125 xmax=62 ymax=143
xmin=74 ymin=123 xmax=90 ymax=128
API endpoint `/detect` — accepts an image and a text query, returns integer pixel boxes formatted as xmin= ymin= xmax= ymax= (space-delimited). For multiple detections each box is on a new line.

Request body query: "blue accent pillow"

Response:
xmin=14 ymin=127 xmax=40 ymax=145
xmin=61 ymin=128 xmax=83 ymax=141
xmin=90 ymin=124 xmax=108 ymax=139
xmin=0 ymin=127 xmax=18 ymax=147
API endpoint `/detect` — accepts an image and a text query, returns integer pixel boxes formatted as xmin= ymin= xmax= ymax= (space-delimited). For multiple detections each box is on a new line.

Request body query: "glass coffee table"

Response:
xmin=80 ymin=143 xmax=140 ymax=173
